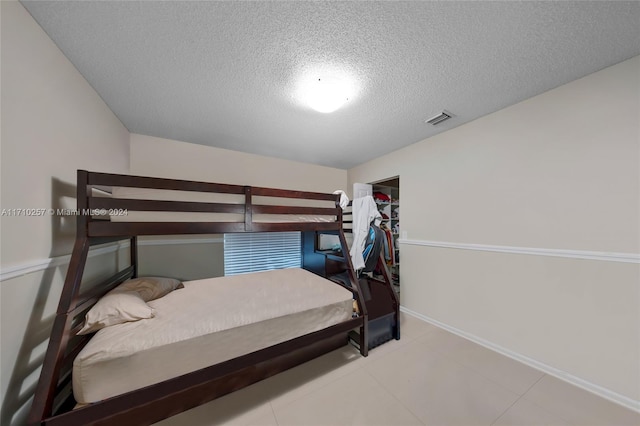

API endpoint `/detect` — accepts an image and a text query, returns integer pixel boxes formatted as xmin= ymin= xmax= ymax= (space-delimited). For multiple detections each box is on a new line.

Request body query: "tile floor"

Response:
xmin=156 ymin=313 xmax=639 ymax=426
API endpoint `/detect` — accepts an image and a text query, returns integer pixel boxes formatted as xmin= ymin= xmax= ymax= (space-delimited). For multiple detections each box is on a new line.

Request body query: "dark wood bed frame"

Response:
xmin=28 ymin=170 xmax=400 ymax=426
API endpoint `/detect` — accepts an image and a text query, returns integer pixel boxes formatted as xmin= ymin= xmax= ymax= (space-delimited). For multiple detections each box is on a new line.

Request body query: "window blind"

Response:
xmin=224 ymin=232 xmax=302 ymax=276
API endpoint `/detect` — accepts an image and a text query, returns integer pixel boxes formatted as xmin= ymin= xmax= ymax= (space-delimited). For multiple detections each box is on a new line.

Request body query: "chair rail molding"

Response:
xmin=0 ymin=238 xmax=224 ymax=281
xmin=398 ymin=239 xmax=640 ymax=264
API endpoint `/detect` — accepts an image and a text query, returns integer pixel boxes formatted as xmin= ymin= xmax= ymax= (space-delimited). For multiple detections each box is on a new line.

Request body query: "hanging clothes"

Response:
xmin=373 ymin=191 xmax=391 ymax=202
xmin=389 ymin=231 xmax=397 ymax=265
xmin=350 ymin=196 xmax=382 ymax=270
xmin=380 ymin=223 xmax=391 ymax=262
xmin=332 ymin=190 xmax=350 ymax=209
xmin=383 ymin=228 xmax=396 ymax=266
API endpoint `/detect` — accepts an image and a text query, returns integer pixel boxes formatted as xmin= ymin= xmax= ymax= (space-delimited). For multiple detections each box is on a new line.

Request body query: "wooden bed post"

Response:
xmin=244 ymin=186 xmax=252 ymax=232
xmin=376 ymin=253 xmax=401 ymax=340
xmin=338 ymin=230 xmax=369 ymax=357
xmin=29 ymin=170 xmax=92 ymax=425
xmin=130 ymin=236 xmax=138 ymax=278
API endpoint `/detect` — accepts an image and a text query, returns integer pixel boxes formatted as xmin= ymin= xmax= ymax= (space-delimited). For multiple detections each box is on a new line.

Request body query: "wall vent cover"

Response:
xmin=425 ymin=111 xmax=452 ymax=125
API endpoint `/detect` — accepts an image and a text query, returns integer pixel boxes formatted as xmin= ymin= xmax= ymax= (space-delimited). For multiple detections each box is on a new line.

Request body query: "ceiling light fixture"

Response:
xmin=296 ymin=72 xmax=357 ymax=113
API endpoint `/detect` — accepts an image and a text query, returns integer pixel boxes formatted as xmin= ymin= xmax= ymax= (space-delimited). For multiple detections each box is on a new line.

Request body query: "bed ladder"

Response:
xmin=301 ymin=229 xmax=400 ymax=355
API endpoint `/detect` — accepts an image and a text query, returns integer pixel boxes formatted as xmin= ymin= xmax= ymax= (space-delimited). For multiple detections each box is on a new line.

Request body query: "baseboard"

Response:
xmin=400 ymin=306 xmax=640 ymax=413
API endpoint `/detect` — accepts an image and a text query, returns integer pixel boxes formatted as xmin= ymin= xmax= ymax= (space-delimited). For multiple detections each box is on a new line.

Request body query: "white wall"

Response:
xmin=137 ymin=237 xmax=225 ymax=280
xmin=130 ymin=134 xmax=348 ymax=277
xmin=348 ymin=56 xmax=640 ymax=408
xmin=130 ymin=133 xmax=347 ymax=191
xmin=0 ymin=3 xmax=129 ymax=424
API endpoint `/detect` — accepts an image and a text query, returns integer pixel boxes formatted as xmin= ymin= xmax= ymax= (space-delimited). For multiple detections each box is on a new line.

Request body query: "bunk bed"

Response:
xmin=28 ymin=170 xmax=400 ymax=426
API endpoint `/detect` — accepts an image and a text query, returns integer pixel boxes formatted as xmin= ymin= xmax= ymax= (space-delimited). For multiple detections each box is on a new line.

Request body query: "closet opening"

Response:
xmin=369 ymin=177 xmax=400 ymax=296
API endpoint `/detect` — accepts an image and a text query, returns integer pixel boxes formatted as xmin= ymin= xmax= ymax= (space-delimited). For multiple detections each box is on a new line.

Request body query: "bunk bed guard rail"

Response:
xmin=81 ymin=170 xmax=345 ymax=237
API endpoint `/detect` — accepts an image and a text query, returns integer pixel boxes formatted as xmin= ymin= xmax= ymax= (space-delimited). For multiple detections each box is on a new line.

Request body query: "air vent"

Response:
xmin=425 ymin=111 xmax=452 ymax=125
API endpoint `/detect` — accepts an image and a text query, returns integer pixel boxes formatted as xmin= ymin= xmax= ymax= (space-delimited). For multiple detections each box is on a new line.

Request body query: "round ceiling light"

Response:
xmin=296 ymin=72 xmax=357 ymax=113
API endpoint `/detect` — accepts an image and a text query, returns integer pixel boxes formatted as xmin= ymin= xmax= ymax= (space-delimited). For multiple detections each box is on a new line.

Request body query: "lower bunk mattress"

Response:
xmin=73 ymin=268 xmax=354 ymax=403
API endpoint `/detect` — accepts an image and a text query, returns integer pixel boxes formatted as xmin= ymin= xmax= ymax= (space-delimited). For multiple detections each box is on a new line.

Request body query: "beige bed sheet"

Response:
xmin=72 ymin=268 xmax=353 ymax=403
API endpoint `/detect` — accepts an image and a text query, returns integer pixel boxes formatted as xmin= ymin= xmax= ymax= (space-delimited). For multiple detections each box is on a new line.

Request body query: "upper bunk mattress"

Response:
xmin=72 ymin=268 xmax=353 ymax=403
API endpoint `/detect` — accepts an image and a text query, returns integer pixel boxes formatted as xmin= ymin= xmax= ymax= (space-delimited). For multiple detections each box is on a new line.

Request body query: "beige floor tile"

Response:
xmin=365 ymin=338 xmax=520 ymax=425
xmin=417 ymin=326 xmax=473 ymax=355
xmin=415 ymin=325 xmax=544 ymax=395
xmin=154 ymin=381 xmax=276 ymax=426
xmin=154 ymin=322 xmax=639 ymax=426
xmin=265 ymin=343 xmax=365 ymax=410
xmin=492 ymin=398 xmax=568 ymax=426
xmin=398 ymin=311 xmax=438 ymax=341
xmin=357 ymin=312 xmax=438 ymax=365
xmin=273 ymin=368 xmax=423 ymax=425
xmin=358 ymin=333 xmax=409 ymax=363
xmin=523 ymin=375 xmax=640 ymax=426
xmin=443 ymin=338 xmax=545 ymax=395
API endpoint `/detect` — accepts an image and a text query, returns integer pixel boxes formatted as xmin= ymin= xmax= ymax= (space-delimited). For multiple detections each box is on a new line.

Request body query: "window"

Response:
xmin=224 ymin=232 xmax=302 ymax=276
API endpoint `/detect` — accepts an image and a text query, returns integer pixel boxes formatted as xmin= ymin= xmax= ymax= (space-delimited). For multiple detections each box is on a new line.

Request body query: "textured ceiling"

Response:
xmin=21 ymin=1 xmax=640 ymax=169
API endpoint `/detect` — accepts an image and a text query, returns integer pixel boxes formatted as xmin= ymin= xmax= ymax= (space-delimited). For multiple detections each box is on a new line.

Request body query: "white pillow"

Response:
xmin=77 ymin=290 xmax=154 ymax=335
xmin=77 ymin=276 xmax=183 ymax=335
